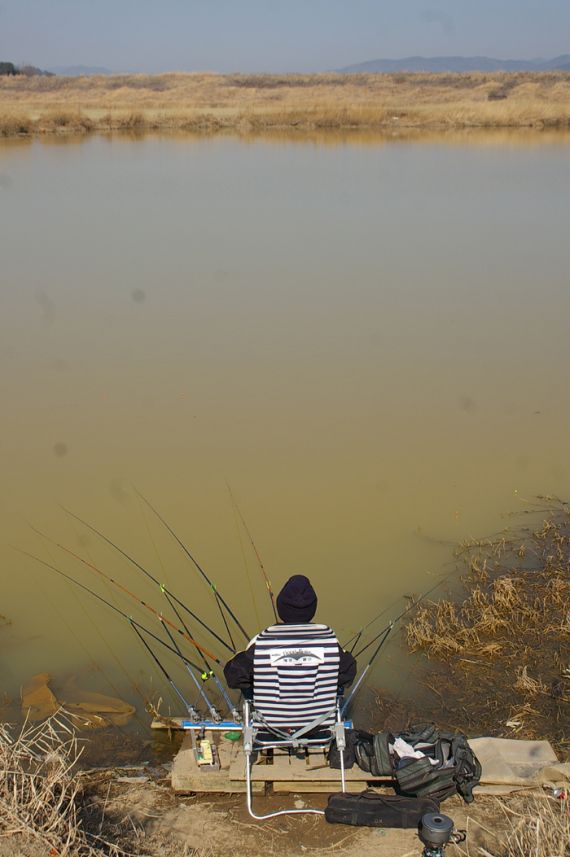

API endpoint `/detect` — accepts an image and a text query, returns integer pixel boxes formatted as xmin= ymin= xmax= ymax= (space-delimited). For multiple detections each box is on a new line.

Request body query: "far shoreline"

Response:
xmin=1 ymin=70 xmax=569 ymax=138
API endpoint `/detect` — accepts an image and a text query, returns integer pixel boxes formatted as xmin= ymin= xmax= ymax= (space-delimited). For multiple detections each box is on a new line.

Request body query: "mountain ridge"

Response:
xmin=338 ymin=54 xmax=570 ymax=73
xmin=47 ymin=64 xmax=114 ymax=76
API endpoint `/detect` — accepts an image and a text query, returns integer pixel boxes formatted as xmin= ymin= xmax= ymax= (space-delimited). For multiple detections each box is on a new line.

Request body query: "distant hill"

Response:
xmin=47 ymin=65 xmax=114 ymax=77
xmin=338 ymin=55 xmax=570 ymax=73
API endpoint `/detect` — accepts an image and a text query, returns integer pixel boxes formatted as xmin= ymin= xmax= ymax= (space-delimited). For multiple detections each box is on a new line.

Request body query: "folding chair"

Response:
xmin=242 ymin=623 xmax=348 ymax=820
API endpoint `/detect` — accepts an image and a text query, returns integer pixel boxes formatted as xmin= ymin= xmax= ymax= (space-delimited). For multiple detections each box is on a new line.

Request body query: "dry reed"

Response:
xmin=0 ymin=71 xmax=569 ymax=138
xmin=493 ymin=795 xmax=570 ymax=857
xmin=0 ymin=711 xmax=128 ymax=855
xmin=405 ymin=500 xmax=570 ymax=754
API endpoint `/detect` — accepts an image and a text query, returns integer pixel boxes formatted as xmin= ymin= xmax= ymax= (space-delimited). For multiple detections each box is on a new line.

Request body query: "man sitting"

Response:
xmin=224 ymin=574 xmax=356 ymax=725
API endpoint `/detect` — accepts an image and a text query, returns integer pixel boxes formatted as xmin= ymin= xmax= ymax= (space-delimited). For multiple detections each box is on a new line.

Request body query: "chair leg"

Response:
xmin=334 ymin=704 xmax=347 ymax=793
xmin=243 ymin=698 xmax=328 ymax=820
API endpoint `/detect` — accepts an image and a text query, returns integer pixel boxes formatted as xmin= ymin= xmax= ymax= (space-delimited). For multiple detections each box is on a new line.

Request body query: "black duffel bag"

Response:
xmin=328 ymin=729 xmax=374 ymax=770
xmin=325 ymin=789 xmax=439 ymax=828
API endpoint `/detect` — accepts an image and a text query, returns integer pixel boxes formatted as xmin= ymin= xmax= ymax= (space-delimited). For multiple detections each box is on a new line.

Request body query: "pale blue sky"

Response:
xmin=1 ymin=0 xmax=568 ymax=73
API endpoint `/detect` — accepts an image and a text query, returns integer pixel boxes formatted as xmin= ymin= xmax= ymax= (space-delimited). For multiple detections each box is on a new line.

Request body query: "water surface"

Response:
xmin=1 ymin=130 xmax=569 ymax=725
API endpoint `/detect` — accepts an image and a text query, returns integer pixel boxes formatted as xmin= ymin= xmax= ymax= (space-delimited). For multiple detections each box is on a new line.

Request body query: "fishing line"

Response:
xmin=24 ymin=532 xmax=150 ymax=730
xmin=226 ymin=482 xmax=277 ymax=623
xmin=341 ymin=625 xmax=392 ymax=716
xmin=133 ymin=489 xmax=241 ymax=645
xmin=343 ymin=562 xmax=462 ymax=651
xmin=61 ymin=506 xmax=234 ymax=654
xmin=131 ymin=623 xmax=197 ymax=716
xmin=133 ymin=487 xmax=250 ymax=644
xmin=15 ymin=548 xmax=208 ymax=674
xmin=136 ymin=493 xmax=172 ymax=592
xmin=32 ymin=525 xmax=221 ymax=663
xmin=228 ymin=489 xmax=261 ymax=629
xmin=158 ymin=618 xmax=220 ymax=719
xmin=161 ymin=588 xmax=237 ymax=718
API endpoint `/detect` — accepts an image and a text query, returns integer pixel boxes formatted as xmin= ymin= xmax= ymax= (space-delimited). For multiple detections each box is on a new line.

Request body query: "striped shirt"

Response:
xmin=252 ymin=623 xmax=340 ymax=730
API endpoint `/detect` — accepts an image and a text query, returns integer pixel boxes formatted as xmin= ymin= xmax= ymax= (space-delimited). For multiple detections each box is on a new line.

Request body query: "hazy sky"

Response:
xmin=1 ymin=0 xmax=569 ymax=73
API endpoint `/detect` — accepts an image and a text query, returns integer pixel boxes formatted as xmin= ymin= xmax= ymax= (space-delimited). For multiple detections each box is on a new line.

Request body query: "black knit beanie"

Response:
xmin=276 ymin=575 xmax=317 ymax=623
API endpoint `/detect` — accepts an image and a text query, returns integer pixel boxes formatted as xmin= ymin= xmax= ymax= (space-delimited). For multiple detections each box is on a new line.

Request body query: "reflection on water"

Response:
xmin=1 ymin=131 xmax=569 ymax=728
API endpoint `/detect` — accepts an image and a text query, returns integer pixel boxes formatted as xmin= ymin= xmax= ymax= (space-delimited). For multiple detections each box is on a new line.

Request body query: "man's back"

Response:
xmin=224 ymin=575 xmax=357 ymax=708
xmin=253 ymin=623 xmax=340 ymax=729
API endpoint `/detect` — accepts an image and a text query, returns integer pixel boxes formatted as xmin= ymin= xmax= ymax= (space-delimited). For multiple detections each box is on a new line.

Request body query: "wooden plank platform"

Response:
xmin=172 ymin=733 xmax=265 ymax=794
xmin=172 ymin=734 xmax=392 ymax=794
xmin=170 ymin=729 xmax=565 ymax=796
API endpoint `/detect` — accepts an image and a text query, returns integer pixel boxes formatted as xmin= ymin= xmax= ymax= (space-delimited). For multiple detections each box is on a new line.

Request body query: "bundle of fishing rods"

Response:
xmin=18 ymin=490 xmax=455 ymax=728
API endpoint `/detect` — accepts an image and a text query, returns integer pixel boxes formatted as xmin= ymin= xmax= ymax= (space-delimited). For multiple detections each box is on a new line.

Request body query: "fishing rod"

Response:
xmin=341 ymin=567 xmax=465 ymax=716
xmin=226 ymin=483 xmax=278 ymax=623
xmin=158 ymin=584 xmax=239 ymax=719
xmin=134 ymin=488 xmax=250 ymax=645
xmin=352 ymin=582 xmax=449 ymax=661
xmin=60 ymin=510 xmax=240 ymax=718
xmin=21 ymin=545 xmax=238 ymax=722
xmin=158 ymin=619 xmax=222 ymax=721
xmin=149 ymin=579 xmax=239 ymax=719
xmin=341 ymin=624 xmax=393 ymax=716
xmin=61 ymin=506 xmax=235 ymax=654
xmin=16 ymin=547 xmax=207 ymax=675
xmin=30 ymin=525 xmax=222 ymax=664
xmin=60 ymin=507 xmax=239 ymax=715
xmin=131 ymin=622 xmax=200 ymax=720
xmin=343 ymin=563 xmax=462 ymax=652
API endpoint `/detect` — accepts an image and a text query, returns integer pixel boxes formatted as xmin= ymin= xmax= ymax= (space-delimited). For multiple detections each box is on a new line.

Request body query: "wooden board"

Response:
xmin=151 ymin=717 xmax=241 ymax=731
xmin=172 ymin=733 xmax=264 ymax=794
xmin=171 ymin=732 xmax=563 ymax=796
xmin=172 ymin=733 xmax=392 ymax=794
xmin=229 ymin=746 xmax=392 ymax=784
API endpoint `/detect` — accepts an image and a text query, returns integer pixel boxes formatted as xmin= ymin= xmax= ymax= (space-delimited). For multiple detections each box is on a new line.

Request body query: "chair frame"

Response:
xmin=243 ymin=694 xmax=347 ymax=820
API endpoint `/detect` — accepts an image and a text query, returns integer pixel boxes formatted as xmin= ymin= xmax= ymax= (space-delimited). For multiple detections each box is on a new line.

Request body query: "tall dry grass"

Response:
xmin=0 ymin=71 xmax=569 ymax=137
xmin=405 ymin=500 xmax=570 ymax=754
xmin=493 ymin=796 xmax=570 ymax=857
xmin=0 ymin=712 xmax=128 ymax=855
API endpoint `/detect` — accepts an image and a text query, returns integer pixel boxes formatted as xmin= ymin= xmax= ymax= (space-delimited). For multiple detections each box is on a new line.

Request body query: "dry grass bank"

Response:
xmin=0 ymin=712 xmax=128 ymax=856
xmin=0 ymin=71 xmax=569 ymax=137
xmin=405 ymin=498 xmax=570 ymax=757
xmin=2 ymin=711 xmax=569 ymax=857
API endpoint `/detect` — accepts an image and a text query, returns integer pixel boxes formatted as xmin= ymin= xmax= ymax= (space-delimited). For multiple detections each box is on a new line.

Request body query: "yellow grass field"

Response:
xmin=1 ymin=71 xmax=569 ymax=137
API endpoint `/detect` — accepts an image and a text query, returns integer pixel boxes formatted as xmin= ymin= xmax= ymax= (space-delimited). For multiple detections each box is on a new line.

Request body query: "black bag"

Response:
xmin=353 ymin=723 xmax=481 ymax=804
xmin=325 ymin=789 xmax=440 ymax=828
xmin=328 ymin=729 xmax=373 ymax=770
xmin=352 ymin=731 xmax=394 ymax=776
xmin=395 ymin=755 xmax=457 ymax=802
xmin=394 ymin=724 xmax=481 ymax=803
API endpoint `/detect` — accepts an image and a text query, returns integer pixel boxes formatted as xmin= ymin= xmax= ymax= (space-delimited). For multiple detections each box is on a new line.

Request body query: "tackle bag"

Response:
xmin=353 ymin=723 xmax=481 ymax=803
xmin=328 ymin=729 xmax=373 ymax=770
xmin=354 ymin=731 xmax=394 ymax=777
xmin=324 ymin=789 xmax=440 ymax=828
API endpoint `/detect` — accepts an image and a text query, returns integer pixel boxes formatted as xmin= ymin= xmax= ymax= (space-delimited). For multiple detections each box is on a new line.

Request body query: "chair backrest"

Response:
xmin=252 ymin=623 xmax=340 ymax=730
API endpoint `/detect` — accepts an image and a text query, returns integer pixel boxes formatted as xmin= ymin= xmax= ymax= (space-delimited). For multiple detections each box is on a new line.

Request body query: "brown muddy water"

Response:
xmin=1 ymin=130 xmax=569 ymax=743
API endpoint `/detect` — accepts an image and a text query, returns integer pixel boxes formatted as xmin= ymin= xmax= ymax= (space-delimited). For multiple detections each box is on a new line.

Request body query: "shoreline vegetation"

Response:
xmin=401 ymin=498 xmax=569 ymax=759
xmin=2 ymin=716 xmax=569 ymax=857
xmin=1 ymin=71 xmax=570 ymax=138
xmin=1 ymin=500 xmax=569 ymax=855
